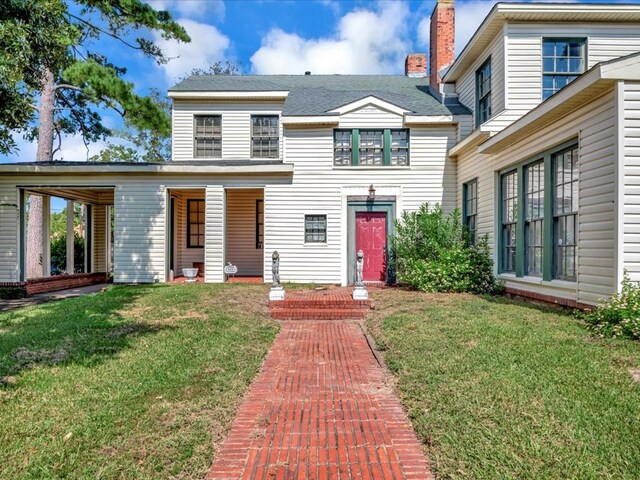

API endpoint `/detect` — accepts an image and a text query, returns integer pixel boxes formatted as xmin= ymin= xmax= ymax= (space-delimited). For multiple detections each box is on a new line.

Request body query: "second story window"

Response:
xmin=542 ymin=38 xmax=586 ymax=100
xmin=333 ymin=129 xmax=409 ymax=167
xmin=251 ymin=115 xmax=279 ymax=158
xmin=475 ymin=57 xmax=492 ymax=127
xmin=194 ymin=116 xmax=221 ymax=158
xmin=359 ymin=130 xmax=384 ymax=166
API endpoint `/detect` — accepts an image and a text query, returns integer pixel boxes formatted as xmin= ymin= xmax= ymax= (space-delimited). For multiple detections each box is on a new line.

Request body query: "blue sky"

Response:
xmin=3 ymin=0 xmax=638 ymax=171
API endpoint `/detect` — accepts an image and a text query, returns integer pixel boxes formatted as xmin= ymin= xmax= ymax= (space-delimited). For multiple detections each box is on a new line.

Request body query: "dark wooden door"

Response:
xmin=355 ymin=211 xmax=387 ymax=282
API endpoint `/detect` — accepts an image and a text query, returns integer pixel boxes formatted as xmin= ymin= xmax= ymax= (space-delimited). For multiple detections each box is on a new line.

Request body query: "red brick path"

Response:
xmin=207 ymin=321 xmax=433 ymax=480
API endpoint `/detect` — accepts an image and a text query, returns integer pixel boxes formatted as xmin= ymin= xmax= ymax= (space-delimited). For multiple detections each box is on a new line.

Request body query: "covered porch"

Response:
xmin=166 ymin=187 xmax=265 ymax=283
xmin=15 ymin=186 xmax=113 ymax=294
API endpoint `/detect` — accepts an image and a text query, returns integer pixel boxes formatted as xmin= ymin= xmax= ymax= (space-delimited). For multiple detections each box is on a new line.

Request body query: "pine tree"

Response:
xmin=0 ymin=0 xmax=190 ymax=277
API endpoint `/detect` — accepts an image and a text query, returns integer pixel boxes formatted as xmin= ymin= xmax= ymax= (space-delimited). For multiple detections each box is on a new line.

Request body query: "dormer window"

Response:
xmin=542 ymin=38 xmax=586 ymax=100
xmin=475 ymin=57 xmax=492 ymax=127
xmin=194 ymin=116 xmax=221 ymax=158
xmin=251 ymin=115 xmax=279 ymax=158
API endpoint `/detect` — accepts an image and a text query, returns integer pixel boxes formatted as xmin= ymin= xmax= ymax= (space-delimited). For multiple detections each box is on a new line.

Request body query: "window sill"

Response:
xmin=303 ymin=242 xmax=328 ymax=247
xmin=498 ymin=274 xmax=576 ymax=291
xmin=332 ymin=166 xmax=411 ymax=170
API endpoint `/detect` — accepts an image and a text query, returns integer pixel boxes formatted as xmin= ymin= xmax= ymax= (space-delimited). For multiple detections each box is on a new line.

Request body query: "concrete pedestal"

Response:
xmin=353 ymin=286 xmax=368 ymax=300
xmin=269 ymin=286 xmax=285 ymax=301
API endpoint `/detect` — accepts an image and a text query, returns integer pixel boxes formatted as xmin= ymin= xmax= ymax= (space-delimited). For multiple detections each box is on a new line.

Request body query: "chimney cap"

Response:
xmin=305 ymin=71 xmax=311 ymax=75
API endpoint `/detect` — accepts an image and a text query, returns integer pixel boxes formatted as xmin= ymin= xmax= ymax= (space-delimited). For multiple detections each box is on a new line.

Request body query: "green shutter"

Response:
xmin=352 ymin=129 xmax=359 ymax=166
xmin=383 ymin=129 xmax=391 ymax=166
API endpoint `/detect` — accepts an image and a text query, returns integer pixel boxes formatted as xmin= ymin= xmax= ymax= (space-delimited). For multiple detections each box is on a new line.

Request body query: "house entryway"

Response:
xmin=356 ymin=211 xmax=387 ymax=282
xmin=347 ymin=198 xmax=395 ymax=285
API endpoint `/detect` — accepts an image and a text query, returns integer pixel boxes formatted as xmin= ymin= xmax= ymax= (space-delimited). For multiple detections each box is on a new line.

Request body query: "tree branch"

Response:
xmin=55 ymin=84 xmax=83 ymax=93
xmin=67 ymin=13 xmax=143 ymax=51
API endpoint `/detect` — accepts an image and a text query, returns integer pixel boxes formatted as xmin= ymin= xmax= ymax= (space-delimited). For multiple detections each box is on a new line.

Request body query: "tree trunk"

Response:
xmin=26 ymin=69 xmax=55 ymax=278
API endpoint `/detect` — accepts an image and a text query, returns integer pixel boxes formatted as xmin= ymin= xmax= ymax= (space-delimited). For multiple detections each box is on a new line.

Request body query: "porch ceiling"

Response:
xmin=24 ymin=187 xmax=114 ymax=205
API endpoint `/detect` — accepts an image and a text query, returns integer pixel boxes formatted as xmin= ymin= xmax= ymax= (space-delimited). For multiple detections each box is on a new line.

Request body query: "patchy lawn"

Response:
xmin=0 ymin=284 xmax=277 ymax=479
xmin=368 ymin=289 xmax=640 ymax=480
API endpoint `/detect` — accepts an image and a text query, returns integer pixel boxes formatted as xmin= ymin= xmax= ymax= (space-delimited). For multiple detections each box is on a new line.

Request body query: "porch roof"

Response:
xmin=0 ymin=160 xmax=293 ymax=176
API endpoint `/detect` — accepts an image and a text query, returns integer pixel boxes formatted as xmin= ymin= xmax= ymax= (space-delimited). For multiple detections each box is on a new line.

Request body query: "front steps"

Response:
xmin=269 ymin=287 xmax=373 ymax=320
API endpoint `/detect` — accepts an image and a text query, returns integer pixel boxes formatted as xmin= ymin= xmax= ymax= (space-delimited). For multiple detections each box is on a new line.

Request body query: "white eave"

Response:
xmin=403 ymin=114 xmax=456 ymax=125
xmin=443 ymin=2 xmax=640 ymax=83
xmin=479 ymin=53 xmax=640 ymax=155
xmin=448 ymin=129 xmax=491 ymax=158
xmin=168 ymin=91 xmax=289 ymax=100
xmin=0 ymin=162 xmax=294 ymax=176
xmin=281 ymin=115 xmax=339 ymax=126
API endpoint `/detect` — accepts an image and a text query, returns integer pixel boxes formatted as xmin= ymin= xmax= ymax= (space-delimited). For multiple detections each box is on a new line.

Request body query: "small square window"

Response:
xmin=304 ymin=215 xmax=327 ymax=243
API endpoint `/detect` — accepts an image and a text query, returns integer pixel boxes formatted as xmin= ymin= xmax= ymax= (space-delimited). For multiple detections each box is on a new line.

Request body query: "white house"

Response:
xmin=2 ymin=0 xmax=640 ymax=308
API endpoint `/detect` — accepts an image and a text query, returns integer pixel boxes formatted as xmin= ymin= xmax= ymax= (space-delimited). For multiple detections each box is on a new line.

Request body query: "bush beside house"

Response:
xmin=390 ymin=203 xmax=502 ymax=295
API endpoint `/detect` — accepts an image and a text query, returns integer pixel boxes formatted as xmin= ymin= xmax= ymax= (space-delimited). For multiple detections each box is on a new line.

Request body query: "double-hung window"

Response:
xmin=251 ymin=115 xmax=279 ymax=158
xmin=553 ymin=146 xmax=578 ymax=280
xmin=525 ymin=161 xmax=544 ymax=276
xmin=334 ymin=130 xmax=352 ymax=166
xmin=463 ymin=179 xmax=478 ymax=244
xmin=476 ymin=57 xmax=492 ymax=126
xmin=194 ymin=116 xmax=221 ymax=158
xmin=187 ymin=199 xmax=205 ymax=248
xmin=501 ymin=171 xmax=518 ymax=273
xmin=333 ymin=129 xmax=409 ymax=166
xmin=498 ymin=141 xmax=579 ymax=281
xmin=359 ymin=130 xmax=384 ymax=166
xmin=542 ymin=38 xmax=586 ymax=100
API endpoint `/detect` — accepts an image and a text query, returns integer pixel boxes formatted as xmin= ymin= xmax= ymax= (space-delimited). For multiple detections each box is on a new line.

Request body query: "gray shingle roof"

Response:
xmin=170 ymin=75 xmax=470 ymax=116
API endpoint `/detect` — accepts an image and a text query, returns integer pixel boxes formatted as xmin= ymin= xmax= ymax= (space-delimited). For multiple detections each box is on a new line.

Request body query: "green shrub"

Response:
xmin=390 ymin=203 xmax=502 ymax=295
xmin=584 ymin=275 xmax=640 ymax=340
xmin=0 ymin=286 xmax=27 ymax=300
xmin=50 ymin=234 xmax=85 ymax=275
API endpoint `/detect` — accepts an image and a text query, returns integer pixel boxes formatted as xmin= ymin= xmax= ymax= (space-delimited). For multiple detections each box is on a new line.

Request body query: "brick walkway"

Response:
xmin=207 ymin=321 xmax=433 ymax=480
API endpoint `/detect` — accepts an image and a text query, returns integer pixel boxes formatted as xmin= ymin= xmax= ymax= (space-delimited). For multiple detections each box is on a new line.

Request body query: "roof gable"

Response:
xmin=328 ymin=96 xmax=410 ymax=116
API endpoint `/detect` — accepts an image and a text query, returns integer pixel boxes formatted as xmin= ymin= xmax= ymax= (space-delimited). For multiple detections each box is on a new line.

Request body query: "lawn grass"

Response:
xmin=368 ymin=289 xmax=640 ymax=480
xmin=0 ymin=283 xmax=277 ymax=479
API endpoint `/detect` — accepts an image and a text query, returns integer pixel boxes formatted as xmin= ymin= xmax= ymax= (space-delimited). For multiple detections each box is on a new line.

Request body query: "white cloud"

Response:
xmin=454 ymin=0 xmax=497 ymax=54
xmin=148 ymin=0 xmax=225 ymax=21
xmin=250 ymin=1 xmax=411 ymax=74
xmin=416 ymin=15 xmax=430 ymax=50
xmin=153 ymin=18 xmax=230 ymax=83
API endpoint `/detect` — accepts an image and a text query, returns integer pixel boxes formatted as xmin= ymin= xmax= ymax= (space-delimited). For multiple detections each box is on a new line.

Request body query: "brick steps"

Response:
xmin=270 ymin=307 xmax=368 ymax=320
xmin=269 ymin=287 xmax=373 ymax=321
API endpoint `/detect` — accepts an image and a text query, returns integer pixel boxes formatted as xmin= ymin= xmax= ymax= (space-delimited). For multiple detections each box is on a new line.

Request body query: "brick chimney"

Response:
xmin=405 ymin=53 xmax=427 ymax=77
xmin=430 ymin=0 xmax=455 ymax=91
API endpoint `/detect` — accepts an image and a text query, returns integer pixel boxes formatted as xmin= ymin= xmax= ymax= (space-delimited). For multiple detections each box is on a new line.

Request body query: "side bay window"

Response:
xmin=499 ymin=142 xmax=578 ymax=282
xmin=475 ymin=57 xmax=492 ymax=127
xmin=333 ymin=129 xmax=409 ymax=167
xmin=463 ymin=179 xmax=478 ymax=244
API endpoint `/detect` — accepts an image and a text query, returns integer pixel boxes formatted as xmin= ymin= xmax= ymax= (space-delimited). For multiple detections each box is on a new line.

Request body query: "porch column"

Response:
xmin=204 ymin=185 xmax=225 ymax=283
xmin=42 ymin=195 xmax=51 ymax=277
xmin=66 ymin=200 xmax=74 ymax=274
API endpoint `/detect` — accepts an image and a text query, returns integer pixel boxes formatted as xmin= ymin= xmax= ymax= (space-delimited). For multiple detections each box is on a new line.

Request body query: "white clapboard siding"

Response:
xmin=263 ymin=110 xmax=457 ymax=285
xmin=92 ymin=205 xmax=108 ymax=273
xmin=113 ymin=184 xmax=166 ymax=283
xmin=172 ymin=101 xmax=284 ymax=161
xmin=226 ymin=189 xmax=264 ymax=276
xmin=457 ymin=88 xmax=617 ymax=305
xmin=204 ymin=186 xmax=225 ymax=282
xmin=0 ymin=184 xmax=19 ymax=282
xmin=506 ymin=23 xmax=640 ymax=114
xmin=623 ymin=81 xmax=640 ymax=282
xmin=172 ymin=190 xmax=205 ymax=274
xmin=456 ymin=32 xmax=505 ymax=127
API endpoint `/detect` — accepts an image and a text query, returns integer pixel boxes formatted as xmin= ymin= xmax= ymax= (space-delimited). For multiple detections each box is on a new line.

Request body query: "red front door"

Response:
xmin=355 ymin=212 xmax=387 ymax=282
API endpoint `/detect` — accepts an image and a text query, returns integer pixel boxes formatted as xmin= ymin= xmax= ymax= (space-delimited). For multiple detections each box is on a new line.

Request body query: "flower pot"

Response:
xmin=182 ymin=268 xmax=199 ymax=283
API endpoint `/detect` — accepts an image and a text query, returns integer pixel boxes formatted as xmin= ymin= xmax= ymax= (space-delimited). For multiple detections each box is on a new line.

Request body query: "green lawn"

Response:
xmin=0 ymin=284 xmax=277 ymax=479
xmin=368 ymin=290 xmax=640 ymax=480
